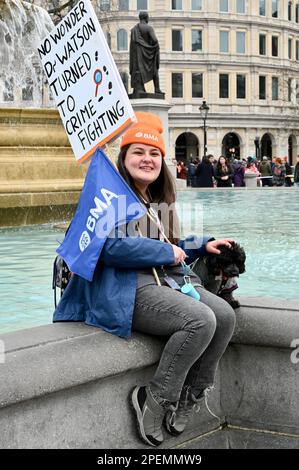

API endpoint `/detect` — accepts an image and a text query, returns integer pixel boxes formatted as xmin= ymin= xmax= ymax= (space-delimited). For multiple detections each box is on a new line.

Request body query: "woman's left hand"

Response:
xmin=206 ymin=239 xmax=234 ymax=255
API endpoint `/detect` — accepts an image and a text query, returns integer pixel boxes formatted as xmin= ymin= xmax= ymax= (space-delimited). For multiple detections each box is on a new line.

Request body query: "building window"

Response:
xmin=220 ymin=31 xmax=229 ymax=53
xmin=172 ymin=73 xmax=183 ymax=97
xmin=117 ymin=29 xmax=128 ymax=51
xmin=236 ymin=0 xmax=245 ymax=14
xmin=119 ymin=0 xmax=129 ymax=11
xmin=237 ymin=74 xmax=246 ymax=98
xmin=192 ymin=30 xmax=202 ymax=51
xmin=272 ymin=76 xmax=279 ymax=100
xmin=272 ymin=0 xmax=278 ymax=17
xmin=259 ymin=34 xmax=266 ymax=55
xmin=172 ymin=0 xmax=182 ymax=9
xmin=172 ymin=30 xmax=183 ymax=51
xmin=296 ymin=40 xmax=299 ymax=60
xmin=260 ymin=0 xmax=266 ymax=15
xmin=3 ymin=78 xmax=14 ymax=102
xmin=99 ymin=0 xmax=110 ymax=11
xmin=236 ymin=31 xmax=246 ymax=54
xmin=272 ymin=36 xmax=278 ymax=56
xmin=137 ymin=0 xmax=147 ymax=10
xmin=191 ymin=0 xmax=202 ymax=10
xmin=259 ymin=76 xmax=266 ymax=99
xmin=192 ymin=73 xmax=203 ymax=98
xmin=220 ymin=0 xmax=228 ymax=12
xmin=288 ymin=1 xmax=292 ymax=20
xmin=296 ymin=4 xmax=299 ymax=22
xmin=288 ymin=78 xmax=292 ymax=101
xmin=219 ymin=74 xmax=229 ymax=98
xmin=289 ymin=38 xmax=293 ymax=59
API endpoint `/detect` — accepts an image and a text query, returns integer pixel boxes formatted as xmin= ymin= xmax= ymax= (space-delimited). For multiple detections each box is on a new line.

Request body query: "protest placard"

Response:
xmin=38 ymin=0 xmax=135 ymax=164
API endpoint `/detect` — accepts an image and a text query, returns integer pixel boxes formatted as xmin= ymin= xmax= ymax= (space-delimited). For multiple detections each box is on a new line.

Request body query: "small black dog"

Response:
xmin=192 ymin=241 xmax=246 ymax=309
xmin=205 ymin=242 xmax=246 ymax=309
xmin=205 ymin=241 xmax=246 ymax=278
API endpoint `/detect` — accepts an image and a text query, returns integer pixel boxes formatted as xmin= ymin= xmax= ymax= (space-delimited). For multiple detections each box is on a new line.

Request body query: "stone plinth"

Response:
xmin=244 ymin=172 xmax=258 ymax=188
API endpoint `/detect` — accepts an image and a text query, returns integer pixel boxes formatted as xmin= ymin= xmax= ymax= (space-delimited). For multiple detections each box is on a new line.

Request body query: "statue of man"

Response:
xmin=129 ymin=12 xmax=162 ymax=96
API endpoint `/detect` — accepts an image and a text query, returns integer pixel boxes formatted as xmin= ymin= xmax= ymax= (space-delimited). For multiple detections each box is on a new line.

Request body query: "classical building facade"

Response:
xmin=92 ymin=0 xmax=299 ymax=164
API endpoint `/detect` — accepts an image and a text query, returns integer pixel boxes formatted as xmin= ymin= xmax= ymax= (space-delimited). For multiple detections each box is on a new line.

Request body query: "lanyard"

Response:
xmin=138 ymin=201 xmax=193 ymax=287
xmin=181 ymin=261 xmax=193 ymax=284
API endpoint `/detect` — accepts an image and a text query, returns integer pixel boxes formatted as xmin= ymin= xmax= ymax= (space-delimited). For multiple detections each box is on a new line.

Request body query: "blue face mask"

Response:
xmin=180 ymin=262 xmax=200 ymax=301
xmin=181 ymin=282 xmax=200 ymax=301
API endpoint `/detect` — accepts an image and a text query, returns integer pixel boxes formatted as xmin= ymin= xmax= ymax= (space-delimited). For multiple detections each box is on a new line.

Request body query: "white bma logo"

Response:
xmin=79 ymin=231 xmax=91 ymax=252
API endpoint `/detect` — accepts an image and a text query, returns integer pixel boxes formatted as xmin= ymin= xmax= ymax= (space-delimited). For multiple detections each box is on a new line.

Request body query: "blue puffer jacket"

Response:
xmin=53 ymin=233 xmax=212 ymax=338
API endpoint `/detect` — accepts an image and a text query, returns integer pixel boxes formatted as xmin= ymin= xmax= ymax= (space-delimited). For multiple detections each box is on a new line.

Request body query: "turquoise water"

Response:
xmin=177 ymin=189 xmax=298 ymax=301
xmin=0 ymin=189 xmax=298 ymax=333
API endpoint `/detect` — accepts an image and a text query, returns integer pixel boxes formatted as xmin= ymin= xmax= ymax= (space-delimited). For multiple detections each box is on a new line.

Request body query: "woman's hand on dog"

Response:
xmin=206 ymin=239 xmax=234 ymax=255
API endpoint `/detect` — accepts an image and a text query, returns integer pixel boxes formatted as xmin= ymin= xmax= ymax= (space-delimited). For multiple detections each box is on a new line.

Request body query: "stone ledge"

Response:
xmin=234 ymin=297 xmax=299 ymax=348
xmin=0 ymin=325 xmax=165 ymax=409
xmin=0 ymin=299 xmax=298 ymax=409
xmin=0 ymin=180 xmax=84 ymax=194
xmin=0 ymin=191 xmax=81 ymax=208
xmin=0 ymin=298 xmax=298 ymax=448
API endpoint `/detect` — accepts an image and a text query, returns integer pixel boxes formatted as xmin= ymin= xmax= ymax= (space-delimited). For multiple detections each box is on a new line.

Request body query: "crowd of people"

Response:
xmin=176 ymin=154 xmax=299 ymax=188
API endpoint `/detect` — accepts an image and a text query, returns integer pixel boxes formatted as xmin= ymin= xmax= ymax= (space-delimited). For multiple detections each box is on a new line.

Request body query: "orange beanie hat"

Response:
xmin=120 ymin=112 xmax=166 ymax=156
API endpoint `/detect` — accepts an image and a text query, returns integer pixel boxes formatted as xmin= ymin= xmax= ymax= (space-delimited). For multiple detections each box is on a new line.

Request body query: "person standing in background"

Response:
xmin=259 ymin=156 xmax=273 ymax=187
xmin=283 ymin=157 xmax=293 ymax=187
xmin=195 ymin=155 xmax=214 ymax=188
xmin=272 ymin=157 xmax=286 ymax=187
xmin=232 ymin=158 xmax=245 ymax=187
xmin=214 ymin=156 xmax=233 ymax=187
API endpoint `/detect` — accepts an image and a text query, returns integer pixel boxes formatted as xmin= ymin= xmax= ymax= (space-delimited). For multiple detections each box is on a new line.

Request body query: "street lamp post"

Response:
xmin=199 ymin=100 xmax=210 ymax=158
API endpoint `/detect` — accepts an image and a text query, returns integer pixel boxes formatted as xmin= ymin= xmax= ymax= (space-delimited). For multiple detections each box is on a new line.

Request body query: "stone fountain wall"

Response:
xmin=0 ymin=297 xmax=298 ymax=448
xmin=0 ymin=108 xmax=88 ymax=227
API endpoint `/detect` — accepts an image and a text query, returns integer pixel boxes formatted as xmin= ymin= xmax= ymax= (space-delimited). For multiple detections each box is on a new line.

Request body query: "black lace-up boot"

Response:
xmin=130 ymin=386 xmax=177 ymax=447
xmin=164 ymin=385 xmax=204 ymax=436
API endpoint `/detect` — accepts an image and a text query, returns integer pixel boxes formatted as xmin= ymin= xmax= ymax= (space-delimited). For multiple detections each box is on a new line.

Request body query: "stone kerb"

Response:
xmin=0 ymin=298 xmax=298 ymax=448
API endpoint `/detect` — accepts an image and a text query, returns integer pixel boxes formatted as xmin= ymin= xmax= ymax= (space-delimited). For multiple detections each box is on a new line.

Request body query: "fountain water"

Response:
xmin=0 ymin=0 xmax=54 ymax=107
xmin=0 ymin=1 xmax=87 ymax=228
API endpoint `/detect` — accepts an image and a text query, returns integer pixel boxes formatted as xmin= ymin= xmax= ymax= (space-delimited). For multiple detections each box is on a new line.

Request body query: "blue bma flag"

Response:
xmin=57 ymin=147 xmax=146 ymax=281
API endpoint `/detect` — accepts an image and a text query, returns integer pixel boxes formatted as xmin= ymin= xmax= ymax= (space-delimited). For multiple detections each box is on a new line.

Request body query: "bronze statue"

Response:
xmin=129 ymin=12 xmax=163 ymax=97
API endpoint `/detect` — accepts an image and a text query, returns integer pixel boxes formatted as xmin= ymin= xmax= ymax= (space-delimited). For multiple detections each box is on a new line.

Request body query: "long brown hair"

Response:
xmin=117 ymin=145 xmax=180 ymax=243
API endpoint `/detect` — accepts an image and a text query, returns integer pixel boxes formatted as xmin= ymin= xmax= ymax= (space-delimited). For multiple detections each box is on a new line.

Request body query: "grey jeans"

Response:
xmin=132 ymin=285 xmax=236 ymax=402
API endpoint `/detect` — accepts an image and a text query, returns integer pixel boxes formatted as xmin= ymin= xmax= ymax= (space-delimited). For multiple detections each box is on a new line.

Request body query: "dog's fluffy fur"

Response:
xmin=204 ymin=242 xmax=246 ymax=309
xmin=205 ymin=242 xmax=246 ymax=278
